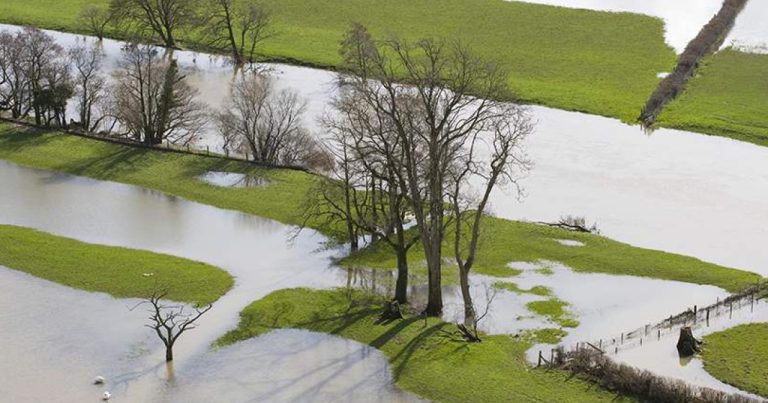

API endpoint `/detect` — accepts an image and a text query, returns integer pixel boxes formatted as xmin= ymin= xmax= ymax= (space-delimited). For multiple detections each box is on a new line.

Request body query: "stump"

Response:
xmin=676 ymin=327 xmax=702 ymax=357
xmin=379 ymin=299 xmax=403 ymax=321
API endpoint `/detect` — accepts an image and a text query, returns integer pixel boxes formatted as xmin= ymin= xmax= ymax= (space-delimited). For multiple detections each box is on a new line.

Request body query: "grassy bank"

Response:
xmin=343 ymin=216 xmax=761 ymax=293
xmin=0 ymin=0 xmax=675 ymax=122
xmin=0 ymin=224 xmax=232 ymax=305
xmin=0 ymin=123 xmax=760 ymax=293
xmin=0 ymin=123 xmax=341 ymax=236
xmin=658 ymin=49 xmax=768 ymax=147
xmin=701 ymin=323 xmax=768 ymax=397
xmin=217 ymin=287 xmax=631 ymax=402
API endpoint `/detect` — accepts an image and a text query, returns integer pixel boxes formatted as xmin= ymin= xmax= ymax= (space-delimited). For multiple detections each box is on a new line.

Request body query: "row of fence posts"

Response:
xmin=538 ymin=288 xmax=763 ymax=366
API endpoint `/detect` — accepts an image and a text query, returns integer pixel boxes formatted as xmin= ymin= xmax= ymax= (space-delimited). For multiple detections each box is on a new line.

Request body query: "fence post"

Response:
xmin=621 ymin=333 xmax=624 ymax=344
xmin=693 ymin=305 xmax=698 ymax=324
xmin=645 ymin=324 xmax=649 ymax=336
xmin=657 ymin=329 xmax=661 ymax=341
xmin=207 ymin=145 xmax=209 ymax=155
xmin=752 ymin=293 xmax=755 ymax=312
xmin=730 ymin=302 xmax=733 ymax=318
xmin=538 ymin=351 xmax=543 ymax=367
xmin=550 ymin=349 xmax=554 ymax=364
xmin=706 ymin=307 xmax=710 ymax=326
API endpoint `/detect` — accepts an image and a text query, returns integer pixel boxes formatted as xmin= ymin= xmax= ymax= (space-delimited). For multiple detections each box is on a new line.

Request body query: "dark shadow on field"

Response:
xmin=0 ymin=125 xmax=56 ymax=152
xmin=61 ymin=146 xmax=148 ymax=177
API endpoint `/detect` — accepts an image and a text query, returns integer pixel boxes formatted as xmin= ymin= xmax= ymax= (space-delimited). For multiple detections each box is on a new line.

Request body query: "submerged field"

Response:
xmin=217 ymin=287 xmax=631 ymax=402
xmin=701 ymin=323 xmax=768 ymax=398
xmin=0 ymin=0 xmax=675 ymax=122
xmin=659 ymin=49 xmax=768 ymax=147
xmin=0 ymin=123 xmax=759 ymax=294
xmin=0 ymin=224 xmax=232 ymax=305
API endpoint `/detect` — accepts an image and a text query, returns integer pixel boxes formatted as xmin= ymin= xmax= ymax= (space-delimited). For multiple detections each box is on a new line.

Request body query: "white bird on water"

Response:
xmin=93 ymin=376 xmax=105 ymax=385
xmin=102 ymin=391 xmax=112 ymax=401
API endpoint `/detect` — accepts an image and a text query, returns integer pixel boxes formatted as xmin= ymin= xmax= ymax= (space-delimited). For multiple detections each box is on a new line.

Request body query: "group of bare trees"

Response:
xmin=0 ymin=27 xmax=73 ymax=127
xmin=79 ymin=0 xmax=272 ymax=65
xmin=310 ymin=24 xmax=533 ymax=329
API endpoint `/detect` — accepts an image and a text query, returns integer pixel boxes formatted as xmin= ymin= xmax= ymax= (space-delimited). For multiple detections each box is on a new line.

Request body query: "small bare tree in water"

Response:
xmin=137 ymin=290 xmax=212 ymax=362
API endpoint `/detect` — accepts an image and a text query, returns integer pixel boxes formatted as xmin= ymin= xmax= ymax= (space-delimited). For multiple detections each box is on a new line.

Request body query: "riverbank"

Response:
xmin=0 ymin=224 xmax=232 ymax=305
xmin=0 ymin=0 xmax=674 ymax=123
xmin=217 ymin=287 xmax=630 ymax=402
xmin=701 ymin=323 xmax=768 ymax=398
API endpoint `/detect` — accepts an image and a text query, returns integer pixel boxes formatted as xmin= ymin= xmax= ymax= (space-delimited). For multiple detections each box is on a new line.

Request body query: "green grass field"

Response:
xmin=0 ymin=0 xmax=676 ymax=122
xmin=658 ymin=49 xmax=768 ymax=147
xmin=0 ymin=123 xmax=760 ymax=294
xmin=342 ymin=216 xmax=760 ymax=293
xmin=217 ymin=287 xmax=633 ymax=403
xmin=701 ymin=323 xmax=768 ymax=397
xmin=0 ymin=224 xmax=232 ymax=305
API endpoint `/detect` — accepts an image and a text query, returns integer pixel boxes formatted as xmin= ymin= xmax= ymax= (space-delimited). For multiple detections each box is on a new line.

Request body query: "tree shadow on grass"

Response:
xmin=390 ymin=321 xmax=450 ymax=381
xmin=0 ymin=125 xmax=58 ymax=152
xmin=60 ymin=147 xmax=150 ymax=177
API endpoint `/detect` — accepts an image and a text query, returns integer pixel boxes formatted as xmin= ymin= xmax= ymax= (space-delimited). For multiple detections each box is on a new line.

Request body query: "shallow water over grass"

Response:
xmin=0 ymin=160 xmax=423 ymax=402
xmin=510 ymin=0 xmax=722 ymax=53
xmin=198 ymin=171 xmax=270 ymax=188
xmin=3 ymin=23 xmax=768 ymax=276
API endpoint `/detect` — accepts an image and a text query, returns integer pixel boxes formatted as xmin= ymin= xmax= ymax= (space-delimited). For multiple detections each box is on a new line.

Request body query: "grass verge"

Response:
xmin=0 ymin=0 xmax=675 ymax=122
xmin=658 ymin=49 xmax=768 ymax=147
xmin=0 ymin=224 xmax=232 ymax=305
xmin=216 ymin=287 xmax=632 ymax=402
xmin=701 ymin=323 xmax=768 ymax=398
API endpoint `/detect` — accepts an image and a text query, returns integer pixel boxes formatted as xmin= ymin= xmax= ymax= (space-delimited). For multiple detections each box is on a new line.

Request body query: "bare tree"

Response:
xmin=137 ymin=290 xmax=212 ymax=362
xmin=448 ymin=103 xmax=532 ymax=325
xmin=338 ymin=24 xmax=529 ymax=317
xmin=79 ymin=4 xmax=115 ymax=41
xmin=69 ymin=44 xmax=108 ymax=132
xmin=216 ymin=73 xmax=323 ymax=167
xmin=313 ymin=88 xmax=420 ymax=304
xmin=0 ymin=30 xmax=30 ymax=119
xmin=18 ymin=27 xmax=70 ymax=126
xmin=110 ymin=0 xmax=199 ymax=48
xmin=112 ymin=43 xmax=208 ymax=145
xmin=205 ymin=0 xmax=273 ymax=65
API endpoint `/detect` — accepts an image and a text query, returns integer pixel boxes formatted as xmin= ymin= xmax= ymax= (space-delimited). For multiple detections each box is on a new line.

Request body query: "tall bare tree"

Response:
xmin=215 ymin=73 xmax=324 ymax=167
xmin=138 ymin=290 xmax=212 ymax=362
xmin=79 ymin=4 xmax=115 ymax=41
xmin=19 ymin=27 xmax=69 ymax=126
xmin=69 ymin=44 xmax=107 ymax=132
xmin=448 ymin=104 xmax=532 ymax=325
xmin=338 ymin=24 xmax=532 ymax=317
xmin=205 ymin=0 xmax=273 ymax=65
xmin=112 ymin=43 xmax=208 ymax=145
xmin=0 ymin=30 xmax=30 ymax=119
xmin=110 ymin=0 xmax=199 ymax=48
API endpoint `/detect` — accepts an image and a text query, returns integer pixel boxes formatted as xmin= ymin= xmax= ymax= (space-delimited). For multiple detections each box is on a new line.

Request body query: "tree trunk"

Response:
xmin=165 ymin=346 xmax=173 ymax=362
xmin=394 ymin=247 xmax=408 ymax=304
xmin=424 ymin=251 xmax=442 ymax=316
xmin=459 ymin=266 xmax=475 ymax=325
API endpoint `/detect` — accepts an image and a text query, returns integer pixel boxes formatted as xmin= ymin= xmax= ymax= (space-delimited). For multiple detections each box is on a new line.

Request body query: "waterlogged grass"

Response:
xmin=493 ymin=281 xmax=553 ymax=297
xmin=0 ymin=124 xmax=343 ymax=237
xmin=0 ymin=224 xmax=232 ymax=305
xmin=527 ymin=298 xmax=579 ymax=328
xmin=0 ymin=0 xmax=675 ymax=122
xmin=659 ymin=49 xmax=768 ymax=147
xmin=701 ymin=323 xmax=768 ymax=397
xmin=343 ymin=216 xmax=760 ymax=293
xmin=217 ymin=287 xmax=631 ymax=403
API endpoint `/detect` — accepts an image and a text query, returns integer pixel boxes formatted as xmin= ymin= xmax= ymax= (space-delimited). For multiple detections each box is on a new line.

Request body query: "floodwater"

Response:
xmin=198 ymin=171 xmax=270 ymax=188
xmin=615 ymin=296 xmax=768 ymax=397
xmin=723 ymin=0 xmax=768 ymax=53
xmin=0 ymin=160 xmax=420 ymax=402
xmin=3 ymin=23 xmax=768 ymax=276
xmin=511 ymin=0 xmax=723 ymax=53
